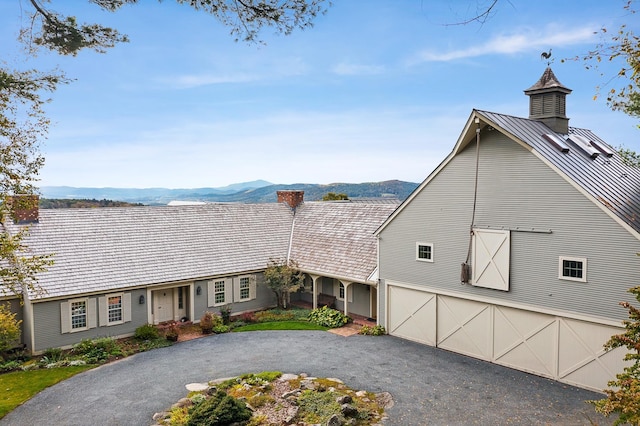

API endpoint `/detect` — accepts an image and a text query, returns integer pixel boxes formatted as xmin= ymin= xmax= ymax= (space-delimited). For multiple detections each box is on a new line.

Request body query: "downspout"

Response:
xmin=286 ymin=209 xmax=296 ymax=264
xmin=461 ymin=116 xmax=481 ymax=284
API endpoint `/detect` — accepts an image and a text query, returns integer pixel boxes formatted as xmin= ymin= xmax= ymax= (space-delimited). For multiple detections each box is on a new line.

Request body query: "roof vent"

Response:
xmin=542 ymin=134 xmax=570 ymax=153
xmin=567 ymin=134 xmax=599 ymax=159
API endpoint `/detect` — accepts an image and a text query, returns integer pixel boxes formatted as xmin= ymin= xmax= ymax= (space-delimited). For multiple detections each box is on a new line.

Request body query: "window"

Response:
xmin=559 ymin=256 xmax=587 ymax=282
xmin=71 ymin=299 xmax=87 ymax=330
xmin=239 ymin=277 xmax=250 ymax=300
xmin=178 ymin=287 xmax=184 ymax=309
xmin=62 ymin=297 xmax=97 ymax=333
xmin=416 ymin=242 xmax=434 ymax=262
xmin=214 ymin=280 xmax=226 ymax=304
xmin=107 ymin=295 xmax=123 ymax=324
xmin=339 ymin=283 xmax=345 ymax=300
xmin=208 ymin=278 xmax=232 ymax=307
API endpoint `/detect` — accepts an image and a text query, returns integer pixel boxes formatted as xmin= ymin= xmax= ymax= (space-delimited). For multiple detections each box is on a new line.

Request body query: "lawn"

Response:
xmin=233 ymin=321 xmax=328 ymax=332
xmin=0 ymin=365 xmax=93 ymax=418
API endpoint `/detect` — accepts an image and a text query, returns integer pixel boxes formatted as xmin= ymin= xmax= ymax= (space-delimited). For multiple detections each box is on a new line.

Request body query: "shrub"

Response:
xmin=219 ymin=305 xmax=232 ymax=325
xmin=72 ymin=337 xmax=122 ymax=363
xmin=308 ymin=306 xmax=349 ymax=328
xmin=212 ymin=325 xmax=230 ymax=334
xmin=239 ymin=311 xmax=256 ymax=323
xmin=164 ymin=324 xmax=180 ymax=342
xmin=134 ymin=323 xmax=160 ymax=341
xmin=0 ymin=360 xmax=21 ymax=372
xmin=0 ymin=303 xmax=21 ymax=353
xmin=186 ymin=390 xmax=252 ymax=426
xmin=200 ymin=311 xmax=223 ymax=334
xmin=359 ymin=325 xmax=386 ymax=336
xmin=254 ymin=309 xmax=295 ymax=322
xmin=40 ymin=347 xmax=64 ymax=364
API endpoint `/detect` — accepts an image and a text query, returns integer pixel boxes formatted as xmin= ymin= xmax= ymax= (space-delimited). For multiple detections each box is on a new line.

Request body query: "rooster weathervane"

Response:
xmin=540 ymin=49 xmax=552 ymax=65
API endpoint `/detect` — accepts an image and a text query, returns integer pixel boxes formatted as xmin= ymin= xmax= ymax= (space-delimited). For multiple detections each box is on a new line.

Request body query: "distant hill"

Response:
xmin=40 ymin=180 xmax=418 ymax=205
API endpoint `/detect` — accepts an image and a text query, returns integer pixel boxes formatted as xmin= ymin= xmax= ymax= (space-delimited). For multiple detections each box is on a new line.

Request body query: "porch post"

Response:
xmin=310 ymin=274 xmax=320 ymax=310
xmin=341 ymin=280 xmax=352 ymax=317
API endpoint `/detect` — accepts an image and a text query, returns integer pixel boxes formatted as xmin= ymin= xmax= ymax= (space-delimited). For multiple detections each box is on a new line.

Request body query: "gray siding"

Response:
xmin=194 ymin=273 xmax=276 ymax=321
xmin=379 ymin=130 xmax=640 ymax=325
xmin=347 ymin=283 xmax=371 ymax=317
xmin=32 ymin=289 xmax=148 ymax=352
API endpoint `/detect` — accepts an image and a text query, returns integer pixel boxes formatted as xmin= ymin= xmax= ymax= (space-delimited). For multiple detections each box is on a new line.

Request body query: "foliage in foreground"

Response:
xmin=359 ymin=325 xmax=386 ymax=336
xmin=308 ymin=306 xmax=349 ymax=328
xmin=161 ymin=371 xmax=387 ymax=425
xmin=0 ymin=303 xmax=21 ymax=354
xmin=591 ymin=286 xmax=640 ymax=425
xmin=263 ymin=258 xmax=305 ymax=309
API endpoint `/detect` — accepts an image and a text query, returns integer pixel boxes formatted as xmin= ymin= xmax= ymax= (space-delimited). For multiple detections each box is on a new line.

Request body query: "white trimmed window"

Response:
xmin=559 ymin=256 xmax=587 ymax=282
xmin=339 ymin=283 xmax=345 ymax=300
xmin=233 ymin=275 xmax=257 ymax=302
xmin=61 ymin=298 xmax=97 ymax=333
xmin=416 ymin=242 xmax=434 ymax=262
xmin=208 ymin=278 xmax=233 ymax=307
xmin=98 ymin=293 xmax=132 ymax=327
xmin=333 ymin=281 xmax=353 ymax=303
xmin=71 ymin=299 xmax=88 ymax=330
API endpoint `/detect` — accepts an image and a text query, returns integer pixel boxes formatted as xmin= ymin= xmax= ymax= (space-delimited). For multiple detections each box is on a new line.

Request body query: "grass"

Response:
xmin=0 ymin=365 xmax=93 ymax=419
xmin=233 ymin=321 xmax=329 ymax=332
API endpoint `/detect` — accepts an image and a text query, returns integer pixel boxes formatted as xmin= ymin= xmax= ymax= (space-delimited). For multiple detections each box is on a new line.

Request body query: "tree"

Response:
xmin=0 ymin=303 xmax=22 ymax=353
xmin=0 ymin=1 xmax=328 ymax=299
xmin=263 ymin=258 xmax=304 ymax=309
xmin=322 ymin=192 xmax=348 ymax=201
xmin=591 ymin=286 xmax=640 ymax=425
xmin=569 ymin=1 xmax=640 ymax=119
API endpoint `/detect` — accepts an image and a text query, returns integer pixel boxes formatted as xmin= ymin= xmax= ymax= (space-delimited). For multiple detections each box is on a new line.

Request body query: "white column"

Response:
xmin=310 ymin=275 xmax=320 ymax=310
xmin=340 ymin=280 xmax=352 ymax=316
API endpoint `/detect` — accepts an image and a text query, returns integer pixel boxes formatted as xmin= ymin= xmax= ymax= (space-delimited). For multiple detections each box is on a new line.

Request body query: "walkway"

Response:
xmin=1 ymin=331 xmax=614 ymax=425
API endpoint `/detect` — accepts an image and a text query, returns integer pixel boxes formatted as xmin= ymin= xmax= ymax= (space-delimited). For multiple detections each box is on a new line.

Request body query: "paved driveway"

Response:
xmin=1 ymin=331 xmax=614 ymax=425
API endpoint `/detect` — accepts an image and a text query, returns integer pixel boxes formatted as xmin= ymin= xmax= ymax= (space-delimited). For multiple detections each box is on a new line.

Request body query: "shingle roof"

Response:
xmin=476 ymin=109 xmax=640 ymax=235
xmin=290 ymin=202 xmax=399 ymax=283
xmin=19 ymin=204 xmax=293 ymax=299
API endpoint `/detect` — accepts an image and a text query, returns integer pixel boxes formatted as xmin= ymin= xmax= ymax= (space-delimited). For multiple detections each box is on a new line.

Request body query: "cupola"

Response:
xmin=524 ymin=67 xmax=572 ymax=134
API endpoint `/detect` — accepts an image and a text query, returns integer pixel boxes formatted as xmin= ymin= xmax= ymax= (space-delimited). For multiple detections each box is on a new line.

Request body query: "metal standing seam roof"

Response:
xmin=476 ymin=109 xmax=640 ymax=236
xmin=289 ymin=201 xmax=400 ymax=283
xmin=16 ymin=203 xmax=294 ymax=300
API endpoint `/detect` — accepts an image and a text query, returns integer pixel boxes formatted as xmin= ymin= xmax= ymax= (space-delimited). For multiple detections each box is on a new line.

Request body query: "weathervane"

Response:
xmin=540 ymin=48 xmax=552 ymax=65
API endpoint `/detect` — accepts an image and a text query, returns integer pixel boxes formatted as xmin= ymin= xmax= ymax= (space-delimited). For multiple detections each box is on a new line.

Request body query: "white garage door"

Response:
xmin=387 ymin=284 xmax=626 ymax=392
xmin=387 ymin=285 xmax=436 ymax=346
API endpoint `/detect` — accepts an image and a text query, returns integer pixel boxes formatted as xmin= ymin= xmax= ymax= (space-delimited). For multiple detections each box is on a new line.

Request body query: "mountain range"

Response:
xmin=40 ymin=180 xmax=419 ymax=205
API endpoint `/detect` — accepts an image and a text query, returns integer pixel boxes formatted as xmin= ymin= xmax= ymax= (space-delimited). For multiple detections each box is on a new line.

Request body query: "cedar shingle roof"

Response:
xmin=290 ymin=202 xmax=399 ymax=282
xmin=11 ymin=200 xmax=397 ymax=299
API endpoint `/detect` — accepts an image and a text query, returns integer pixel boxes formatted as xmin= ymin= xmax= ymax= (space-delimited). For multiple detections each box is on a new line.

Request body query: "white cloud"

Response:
xmin=331 ymin=62 xmax=385 ymax=76
xmin=159 ymin=73 xmax=258 ymax=89
xmin=410 ymin=25 xmax=598 ymax=63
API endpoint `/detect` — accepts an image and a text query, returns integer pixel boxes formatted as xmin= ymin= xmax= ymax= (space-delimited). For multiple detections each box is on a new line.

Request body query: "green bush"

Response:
xmin=40 ymin=347 xmax=64 ymax=364
xmin=308 ymin=306 xmax=349 ymax=328
xmin=359 ymin=325 xmax=386 ymax=336
xmin=72 ymin=337 xmax=122 ymax=363
xmin=0 ymin=303 xmax=21 ymax=353
xmin=200 ymin=311 xmax=223 ymax=334
xmin=219 ymin=305 xmax=232 ymax=325
xmin=134 ymin=323 xmax=160 ymax=341
xmin=0 ymin=360 xmax=21 ymax=372
xmin=186 ymin=390 xmax=252 ymax=426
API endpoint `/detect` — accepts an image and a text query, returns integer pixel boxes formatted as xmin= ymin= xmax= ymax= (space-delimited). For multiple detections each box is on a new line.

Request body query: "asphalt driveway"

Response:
xmin=1 ymin=331 xmax=614 ymax=425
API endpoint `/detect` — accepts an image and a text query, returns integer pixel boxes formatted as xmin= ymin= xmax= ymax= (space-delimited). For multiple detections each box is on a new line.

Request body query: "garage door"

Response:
xmin=387 ymin=283 xmax=626 ymax=391
xmin=387 ymin=285 xmax=436 ymax=345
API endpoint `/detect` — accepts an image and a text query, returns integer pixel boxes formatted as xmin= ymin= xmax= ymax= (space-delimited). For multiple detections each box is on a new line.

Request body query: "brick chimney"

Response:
xmin=277 ymin=191 xmax=304 ymax=209
xmin=7 ymin=195 xmax=39 ymax=224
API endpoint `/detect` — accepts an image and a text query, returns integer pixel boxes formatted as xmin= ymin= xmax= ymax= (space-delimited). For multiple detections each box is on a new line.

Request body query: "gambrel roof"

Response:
xmin=12 ymin=199 xmax=397 ymax=300
xmin=377 ymin=108 xmax=640 ymax=239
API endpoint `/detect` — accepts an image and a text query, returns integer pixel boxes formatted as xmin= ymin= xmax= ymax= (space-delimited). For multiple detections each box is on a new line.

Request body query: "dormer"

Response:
xmin=524 ymin=67 xmax=572 ymax=134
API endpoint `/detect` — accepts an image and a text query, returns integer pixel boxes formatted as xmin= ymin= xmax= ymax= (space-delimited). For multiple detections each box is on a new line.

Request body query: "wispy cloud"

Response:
xmin=410 ymin=25 xmax=598 ymax=63
xmin=159 ymin=73 xmax=258 ymax=89
xmin=331 ymin=62 xmax=385 ymax=76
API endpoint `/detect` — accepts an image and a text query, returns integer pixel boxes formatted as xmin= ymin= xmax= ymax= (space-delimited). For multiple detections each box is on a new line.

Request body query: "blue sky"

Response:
xmin=1 ymin=1 xmax=639 ymax=188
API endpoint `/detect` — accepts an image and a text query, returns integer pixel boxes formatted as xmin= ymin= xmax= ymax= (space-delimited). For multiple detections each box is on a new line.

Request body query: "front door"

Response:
xmin=154 ymin=289 xmax=174 ymax=324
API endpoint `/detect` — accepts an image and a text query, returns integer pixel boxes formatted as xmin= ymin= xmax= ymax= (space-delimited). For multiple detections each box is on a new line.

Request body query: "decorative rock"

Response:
xmin=355 ymin=390 xmax=367 ymax=397
xmin=206 ymin=386 xmax=217 ymax=396
xmin=336 ymin=395 xmax=352 ymax=404
xmin=283 ymin=406 xmax=299 ymax=424
xmin=326 ymin=413 xmax=343 ymax=426
xmin=341 ymin=403 xmax=358 ymax=417
xmin=375 ymin=391 xmax=394 ymax=409
xmin=185 ymin=382 xmax=209 ymax=392
xmin=282 ymin=389 xmax=301 ymax=399
xmin=280 ymin=373 xmax=299 ymax=381
xmin=171 ymin=398 xmax=192 ymax=409
xmin=326 ymin=378 xmax=343 ymax=384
